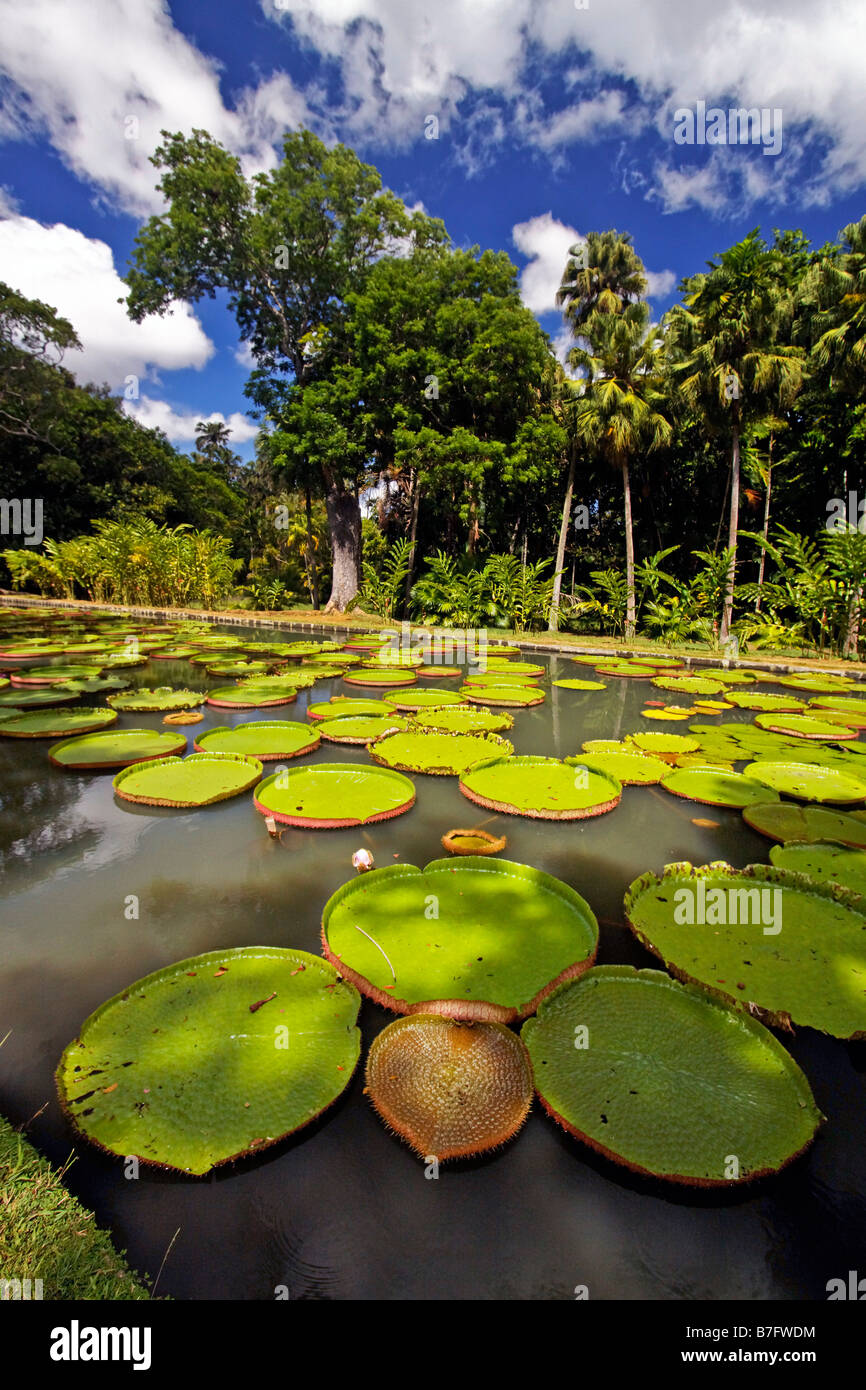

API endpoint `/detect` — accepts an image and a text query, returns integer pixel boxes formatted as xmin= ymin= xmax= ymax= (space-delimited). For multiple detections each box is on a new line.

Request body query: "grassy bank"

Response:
xmin=0 ymin=1117 xmax=152 ymax=1300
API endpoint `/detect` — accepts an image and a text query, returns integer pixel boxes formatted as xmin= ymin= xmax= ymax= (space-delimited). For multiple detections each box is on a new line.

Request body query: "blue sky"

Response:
xmin=1 ymin=0 xmax=864 ymax=463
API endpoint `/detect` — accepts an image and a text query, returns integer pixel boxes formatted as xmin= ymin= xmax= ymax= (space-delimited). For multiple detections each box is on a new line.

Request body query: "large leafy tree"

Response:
xmin=125 ymin=127 xmax=436 ymax=610
xmin=803 ymin=215 xmax=866 ymax=392
xmin=665 ymin=230 xmax=805 ymax=640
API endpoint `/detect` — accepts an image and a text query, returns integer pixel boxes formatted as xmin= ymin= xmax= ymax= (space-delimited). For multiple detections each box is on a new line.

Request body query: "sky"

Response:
xmin=1 ymin=0 xmax=864 ymax=463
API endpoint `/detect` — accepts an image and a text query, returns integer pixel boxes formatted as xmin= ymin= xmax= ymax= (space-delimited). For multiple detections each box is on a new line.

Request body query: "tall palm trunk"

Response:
xmin=721 ymin=419 xmax=740 ymax=640
xmin=755 ymin=446 xmax=772 ymax=613
xmin=304 ymin=484 xmax=320 ymax=610
xmin=622 ymin=459 xmax=636 ymax=640
xmin=548 ymin=439 xmax=576 ymax=633
xmin=403 ymin=469 xmax=422 ymax=612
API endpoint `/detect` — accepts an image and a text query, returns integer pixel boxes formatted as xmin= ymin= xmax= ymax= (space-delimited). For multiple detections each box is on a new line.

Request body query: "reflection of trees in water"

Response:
xmin=0 ymin=751 xmax=99 ymax=875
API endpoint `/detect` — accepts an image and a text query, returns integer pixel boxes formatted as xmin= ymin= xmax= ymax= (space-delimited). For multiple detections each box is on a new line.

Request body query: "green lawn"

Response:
xmin=0 ymin=1116 xmax=153 ymax=1300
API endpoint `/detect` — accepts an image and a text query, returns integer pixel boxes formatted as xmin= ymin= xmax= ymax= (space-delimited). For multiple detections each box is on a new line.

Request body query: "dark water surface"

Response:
xmin=1 ymin=629 xmax=864 ymax=1300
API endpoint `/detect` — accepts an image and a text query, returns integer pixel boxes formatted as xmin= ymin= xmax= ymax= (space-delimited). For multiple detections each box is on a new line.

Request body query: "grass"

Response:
xmin=0 ymin=1116 xmax=153 ymax=1300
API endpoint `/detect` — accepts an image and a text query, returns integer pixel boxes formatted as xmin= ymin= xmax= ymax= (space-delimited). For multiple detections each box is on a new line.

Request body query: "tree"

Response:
xmin=0 ymin=280 xmax=80 ymax=445
xmin=803 ymin=215 xmax=866 ymax=392
xmin=665 ymin=230 xmax=805 ymax=640
xmin=124 ymin=127 xmax=435 ymax=610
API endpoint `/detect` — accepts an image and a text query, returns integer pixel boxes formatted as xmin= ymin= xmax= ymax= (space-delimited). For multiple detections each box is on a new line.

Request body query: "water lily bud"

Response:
xmin=352 ymin=849 xmax=375 ymax=873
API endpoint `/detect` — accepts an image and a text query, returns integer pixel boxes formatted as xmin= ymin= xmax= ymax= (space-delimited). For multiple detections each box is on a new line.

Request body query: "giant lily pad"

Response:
xmin=413 ymin=703 xmax=514 ymax=734
xmin=660 ymin=767 xmax=779 ymax=808
xmin=254 ymin=763 xmax=415 ymax=828
xmin=206 ymin=684 xmax=297 ymax=709
xmin=743 ymin=801 xmax=866 ymax=848
xmin=382 ymin=689 xmax=465 ymax=712
xmin=624 ymin=862 xmax=866 ymax=1038
xmin=484 ymin=660 xmax=544 ymax=678
xmin=811 ymin=695 xmax=866 ymax=721
xmin=769 ymin=842 xmax=866 ymax=896
xmin=49 ymin=728 xmax=187 ymax=770
xmin=594 ymin=662 xmax=655 ymax=678
xmin=460 ymin=755 xmax=621 ymax=820
xmin=113 ymin=752 xmax=262 ymax=806
xmin=565 ymin=751 xmax=669 ymax=786
xmin=726 ymin=691 xmax=807 ymax=712
xmin=317 ymin=714 xmax=410 ymax=745
xmin=365 ymin=1015 xmax=533 ymax=1160
xmin=194 ymin=721 xmax=320 ymax=761
xmin=653 ymin=676 xmax=726 ymax=695
xmin=552 ymin=678 xmax=607 ymax=691
xmin=343 ymin=667 xmax=418 ymax=687
xmin=10 ymin=663 xmax=103 ymax=685
xmin=321 ymin=857 xmax=599 ymax=1021
xmin=56 ymin=947 xmax=361 ymax=1175
xmin=414 ymin=664 xmax=462 ymax=679
xmin=754 ymin=712 xmax=857 ymax=740
xmin=107 ymin=687 xmax=205 ymax=712
xmin=695 ymin=669 xmax=759 ymax=685
xmin=307 ymin=697 xmax=391 ymax=721
xmin=629 ymin=732 xmax=700 ymax=755
xmin=460 ymin=685 xmax=545 ymax=707
xmin=743 ymin=760 xmax=866 ymax=805
xmin=0 ymin=707 xmax=118 ymax=739
xmin=521 ymin=966 xmax=821 ymax=1185
xmin=462 ymin=671 xmax=539 ymax=687
xmin=777 ymin=674 xmax=856 ymax=693
xmin=0 ymin=685 xmax=81 ymax=708
xmin=369 ymin=728 xmax=514 ymax=775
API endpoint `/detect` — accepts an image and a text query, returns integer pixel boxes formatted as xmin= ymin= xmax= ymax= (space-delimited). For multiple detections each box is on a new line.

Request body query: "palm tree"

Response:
xmin=664 ymin=231 xmax=804 ymax=641
xmin=195 ymin=419 xmax=232 ymax=459
xmin=570 ymin=303 xmax=672 ymax=638
xmin=803 ymin=215 xmax=866 ymax=388
xmin=550 ymin=231 xmax=648 ymax=633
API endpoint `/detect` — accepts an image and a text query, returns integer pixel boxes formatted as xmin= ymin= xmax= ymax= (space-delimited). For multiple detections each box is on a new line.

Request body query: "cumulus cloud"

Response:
xmin=123 ymin=396 xmax=258 ymax=445
xmin=0 ymin=214 xmax=214 ymax=386
xmin=512 ymin=212 xmax=676 ymax=314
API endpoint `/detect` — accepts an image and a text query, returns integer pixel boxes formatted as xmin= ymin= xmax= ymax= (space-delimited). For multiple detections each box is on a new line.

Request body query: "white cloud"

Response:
xmin=0 ymin=214 xmax=214 ymax=386
xmin=512 ymin=213 xmax=584 ymax=315
xmin=123 ymin=396 xmax=258 ymax=445
xmin=645 ymin=268 xmax=677 ymax=299
xmin=0 ymin=0 xmax=314 ymax=215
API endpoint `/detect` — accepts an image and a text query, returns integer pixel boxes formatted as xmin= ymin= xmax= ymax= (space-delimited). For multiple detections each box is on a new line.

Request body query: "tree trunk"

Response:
xmin=403 ymin=470 xmax=422 ymax=612
xmin=720 ymin=421 xmax=740 ymax=641
xmin=323 ymin=486 xmax=362 ymax=612
xmin=755 ymin=455 xmax=772 ymax=614
xmin=548 ymin=442 xmax=576 ymax=633
xmin=623 ymin=459 xmax=636 ymax=640
xmin=304 ymin=485 xmax=320 ymax=610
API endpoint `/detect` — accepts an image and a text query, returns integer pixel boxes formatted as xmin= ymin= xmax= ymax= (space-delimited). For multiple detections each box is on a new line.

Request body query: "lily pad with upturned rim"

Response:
xmin=342 ymin=667 xmax=418 ymax=688
xmin=306 ymin=698 xmax=391 ymax=721
xmin=776 ymin=674 xmax=857 ymax=693
xmin=742 ymin=800 xmax=866 ymax=848
xmin=321 ymin=857 xmax=599 ymax=1022
xmin=441 ymin=828 xmax=507 ymax=855
xmin=0 ymin=707 xmax=118 ymax=739
xmin=412 ymin=703 xmax=514 ymax=734
xmin=754 ymin=712 xmax=858 ymax=740
xmin=56 ymin=946 xmax=361 ymax=1176
xmin=653 ymin=676 xmax=727 ymax=695
xmin=624 ymin=861 xmax=866 ymax=1039
xmin=743 ymin=760 xmax=866 ymax=805
xmin=206 ymin=684 xmax=298 ymax=709
xmin=106 ymin=687 xmax=205 ymax=712
xmin=382 ymin=689 xmax=465 ymax=712
xmin=0 ymin=686 xmax=81 ymax=708
xmin=254 ymin=763 xmax=415 ymax=828
xmin=193 ymin=721 xmax=321 ymax=761
xmin=629 ymin=732 xmax=700 ymax=755
xmin=565 ymin=751 xmax=669 ymax=786
xmin=113 ymin=752 xmax=263 ymax=807
xmin=460 ymin=754 xmax=621 ymax=820
xmin=552 ymin=678 xmax=607 ymax=691
xmin=368 ymin=728 xmax=514 ymax=775
xmin=316 ymin=714 xmax=410 ymax=745
xmin=460 ymin=685 xmax=546 ymax=708
xmin=660 ymin=767 xmax=779 ymax=809
xmin=521 ymin=966 xmax=821 ymax=1185
xmin=769 ymin=841 xmax=866 ymax=896
xmin=10 ymin=663 xmax=103 ymax=686
xmin=49 ymin=728 xmax=187 ymax=770
xmin=365 ymin=1015 xmax=533 ymax=1161
xmin=726 ymin=692 xmax=808 ymax=712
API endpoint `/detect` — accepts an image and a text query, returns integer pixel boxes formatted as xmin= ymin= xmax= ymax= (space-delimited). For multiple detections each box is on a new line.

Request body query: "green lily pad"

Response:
xmin=205 ymin=659 xmax=274 ymax=677
xmin=726 ymin=691 xmax=807 ymax=712
xmin=769 ymin=842 xmax=866 ymax=896
xmin=460 ymin=755 xmax=621 ymax=820
xmin=628 ymin=732 xmax=700 ymax=755
xmin=0 ymin=707 xmax=23 ymax=722
xmin=0 ymin=707 xmax=118 ymax=738
xmin=49 ymin=728 xmax=187 ymax=770
xmin=369 ymin=729 xmax=514 ymax=775
xmin=10 ymin=663 xmax=103 ymax=685
xmin=594 ymin=662 xmax=655 ymax=678
xmin=754 ymin=712 xmax=857 ymax=740
xmin=343 ymin=668 xmax=418 ymax=687
xmin=151 ymin=645 xmax=200 ymax=659
xmin=521 ymin=966 xmax=821 ymax=1185
xmin=321 ymin=857 xmax=598 ymax=1021
xmin=743 ymin=801 xmax=866 ymax=848
xmin=463 ymin=671 xmax=539 ymax=687
xmin=206 ymin=684 xmax=298 ymax=709
xmin=317 ymin=714 xmax=410 ymax=744
xmin=552 ymin=679 xmax=607 ymax=691
xmin=653 ymin=676 xmax=727 ymax=695
xmin=660 ymin=768 xmax=779 ymax=808
xmin=382 ymin=689 xmax=465 ymax=711
xmin=415 ymin=664 xmax=462 ymax=678
xmin=254 ymin=763 xmax=415 ymax=828
xmin=776 ymin=674 xmax=857 ymax=693
xmin=412 ymin=703 xmax=514 ymax=734
xmin=56 ymin=947 xmax=361 ymax=1175
xmin=113 ymin=752 xmax=262 ymax=806
xmin=307 ymin=698 xmax=391 ymax=721
xmin=0 ymin=684 xmax=80 ymax=707
xmin=624 ymin=862 xmax=866 ymax=1038
xmin=566 ymin=751 xmax=669 ymax=786
xmin=695 ymin=669 xmax=759 ymax=685
xmin=744 ymin=760 xmax=866 ymax=805
xmin=274 ymin=641 xmax=343 ymax=658
xmin=238 ymin=671 xmax=318 ymax=691
xmin=0 ymin=641 xmax=69 ymax=657
xmin=193 ymin=721 xmax=321 ymax=761
xmin=811 ymin=696 xmax=866 ymax=720
xmin=484 ymin=660 xmax=544 ymax=677
xmin=106 ymin=687 xmax=205 ymax=712
xmin=460 ymin=685 xmax=546 ymax=707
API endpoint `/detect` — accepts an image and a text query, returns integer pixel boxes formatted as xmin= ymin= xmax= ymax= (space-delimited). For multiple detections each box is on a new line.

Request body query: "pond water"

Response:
xmin=1 ymin=626 xmax=864 ymax=1300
